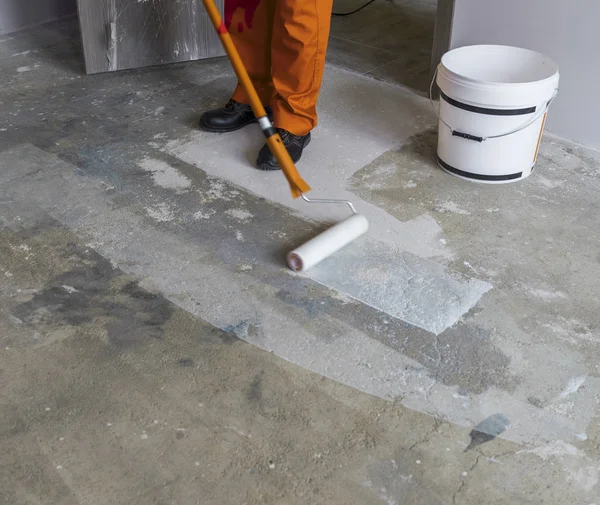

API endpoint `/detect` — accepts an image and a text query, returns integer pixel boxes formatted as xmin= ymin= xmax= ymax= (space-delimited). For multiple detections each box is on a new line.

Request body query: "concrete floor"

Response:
xmin=1 ymin=3 xmax=600 ymax=504
xmin=329 ymin=0 xmax=437 ymax=92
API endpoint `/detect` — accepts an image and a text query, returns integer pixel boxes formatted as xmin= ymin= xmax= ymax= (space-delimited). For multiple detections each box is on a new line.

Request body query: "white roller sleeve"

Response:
xmin=287 ymin=214 xmax=369 ymax=272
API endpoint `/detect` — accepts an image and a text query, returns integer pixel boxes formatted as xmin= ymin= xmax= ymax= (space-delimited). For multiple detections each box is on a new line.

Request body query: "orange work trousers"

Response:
xmin=225 ymin=0 xmax=334 ymax=136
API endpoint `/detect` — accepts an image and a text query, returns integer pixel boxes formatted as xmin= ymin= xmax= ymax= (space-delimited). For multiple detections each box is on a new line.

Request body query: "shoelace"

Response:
xmin=277 ymin=129 xmax=291 ymax=143
xmin=224 ymin=99 xmax=240 ymax=111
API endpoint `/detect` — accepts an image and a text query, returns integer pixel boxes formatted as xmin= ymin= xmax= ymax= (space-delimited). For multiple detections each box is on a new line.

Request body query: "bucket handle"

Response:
xmin=429 ymin=66 xmax=558 ymax=142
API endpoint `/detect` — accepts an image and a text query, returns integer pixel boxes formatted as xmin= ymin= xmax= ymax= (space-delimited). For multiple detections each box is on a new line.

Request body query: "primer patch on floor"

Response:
xmin=164 ymin=66 xmax=447 ymax=260
xmin=163 ymin=66 xmax=492 ymax=333
xmin=303 ymin=236 xmax=491 ymax=335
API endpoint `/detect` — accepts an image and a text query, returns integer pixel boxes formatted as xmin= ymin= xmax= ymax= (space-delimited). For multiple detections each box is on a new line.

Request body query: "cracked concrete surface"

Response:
xmin=1 ymin=216 xmax=599 ymax=504
xmin=1 ymin=4 xmax=600 ymax=505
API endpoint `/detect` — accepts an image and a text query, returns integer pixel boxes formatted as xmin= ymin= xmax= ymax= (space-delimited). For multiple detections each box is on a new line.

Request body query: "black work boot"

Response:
xmin=256 ymin=129 xmax=311 ymax=171
xmin=199 ymin=99 xmax=272 ymax=133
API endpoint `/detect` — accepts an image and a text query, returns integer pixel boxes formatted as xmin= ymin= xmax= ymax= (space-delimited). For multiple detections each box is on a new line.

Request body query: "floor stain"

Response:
xmin=247 ymin=371 xmax=264 ymax=404
xmin=177 ymin=358 xmax=194 ymax=367
xmin=465 ymin=413 xmax=511 ymax=451
xmin=4 ymin=227 xmax=174 ymax=350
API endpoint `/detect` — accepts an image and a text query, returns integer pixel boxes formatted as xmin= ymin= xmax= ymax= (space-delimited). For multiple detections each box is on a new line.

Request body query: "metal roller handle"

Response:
xmin=300 ymin=194 xmax=358 ymax=215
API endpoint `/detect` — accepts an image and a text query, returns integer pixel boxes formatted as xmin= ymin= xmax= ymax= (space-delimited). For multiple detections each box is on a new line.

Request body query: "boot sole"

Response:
xmin=257 ymin=134 xmax=311 ymax=171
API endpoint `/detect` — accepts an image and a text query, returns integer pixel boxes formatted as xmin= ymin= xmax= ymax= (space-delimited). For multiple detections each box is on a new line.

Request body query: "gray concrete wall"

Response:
xmin=0 ymin=0 xmax=76 ymax=35
xmin=449 ymin=0 xmax=600 ymax=149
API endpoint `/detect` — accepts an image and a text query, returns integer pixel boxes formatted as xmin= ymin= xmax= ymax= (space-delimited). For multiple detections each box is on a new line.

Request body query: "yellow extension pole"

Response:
xmin=201 ymin=0 xmax=311 ymax=198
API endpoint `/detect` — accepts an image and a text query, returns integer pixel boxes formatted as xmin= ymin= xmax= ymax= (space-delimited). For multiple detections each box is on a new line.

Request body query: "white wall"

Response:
xmin=450 ymin=0 xmax=600 ymax=149
xmin=0 ymin=0 xmax=76 ymax=35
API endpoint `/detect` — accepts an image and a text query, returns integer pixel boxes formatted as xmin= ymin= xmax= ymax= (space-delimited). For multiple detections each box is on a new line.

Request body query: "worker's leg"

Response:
xmin=229 ymin=0 xmax=274 ymax=106
xmin=271 ymin=0 xmax=334 ymax=135
xmin=256 ymin=0 xmax=334 ymax=170
xmin=200 ymin=0 xmax=274 ymax=132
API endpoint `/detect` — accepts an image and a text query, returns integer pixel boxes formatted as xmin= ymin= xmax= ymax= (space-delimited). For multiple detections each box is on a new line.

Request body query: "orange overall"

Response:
xmin=225 ymin=0 xmax=334 ymax=136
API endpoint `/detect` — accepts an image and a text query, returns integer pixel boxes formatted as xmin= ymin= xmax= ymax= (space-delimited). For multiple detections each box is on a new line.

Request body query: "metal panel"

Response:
xmin=77 ymin=0 xmax=225 ymax=74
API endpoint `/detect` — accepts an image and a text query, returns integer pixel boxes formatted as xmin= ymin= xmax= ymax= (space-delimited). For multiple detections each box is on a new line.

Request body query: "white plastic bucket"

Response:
xmin=433 ymin=45 xmax=559 ymax=183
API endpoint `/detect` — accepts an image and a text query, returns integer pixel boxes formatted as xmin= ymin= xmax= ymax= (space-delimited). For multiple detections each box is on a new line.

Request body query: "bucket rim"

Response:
xmin=438 ymin=64 xmax=559 ymax=94
xmin=440 ymin=44 xmax=559 ymax=87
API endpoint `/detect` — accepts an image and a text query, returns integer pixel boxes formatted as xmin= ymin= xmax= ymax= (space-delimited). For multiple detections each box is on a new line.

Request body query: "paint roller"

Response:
xmin=202 ymin=0 xmax=369 ymax=271
xmin=286 ymin=196 xmax=369 ymax=271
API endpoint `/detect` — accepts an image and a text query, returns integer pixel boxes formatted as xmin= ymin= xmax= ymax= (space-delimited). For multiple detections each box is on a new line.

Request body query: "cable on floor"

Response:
xmin=332 ymin=0 xmax=377 ymax=17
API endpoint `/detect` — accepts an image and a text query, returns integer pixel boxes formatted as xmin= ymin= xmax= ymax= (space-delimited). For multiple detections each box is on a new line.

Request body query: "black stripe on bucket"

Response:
xmin=440 ymin=91 xmax=536 ymax=116
xmin=437 ymin=156 xmax=523 ymax=181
